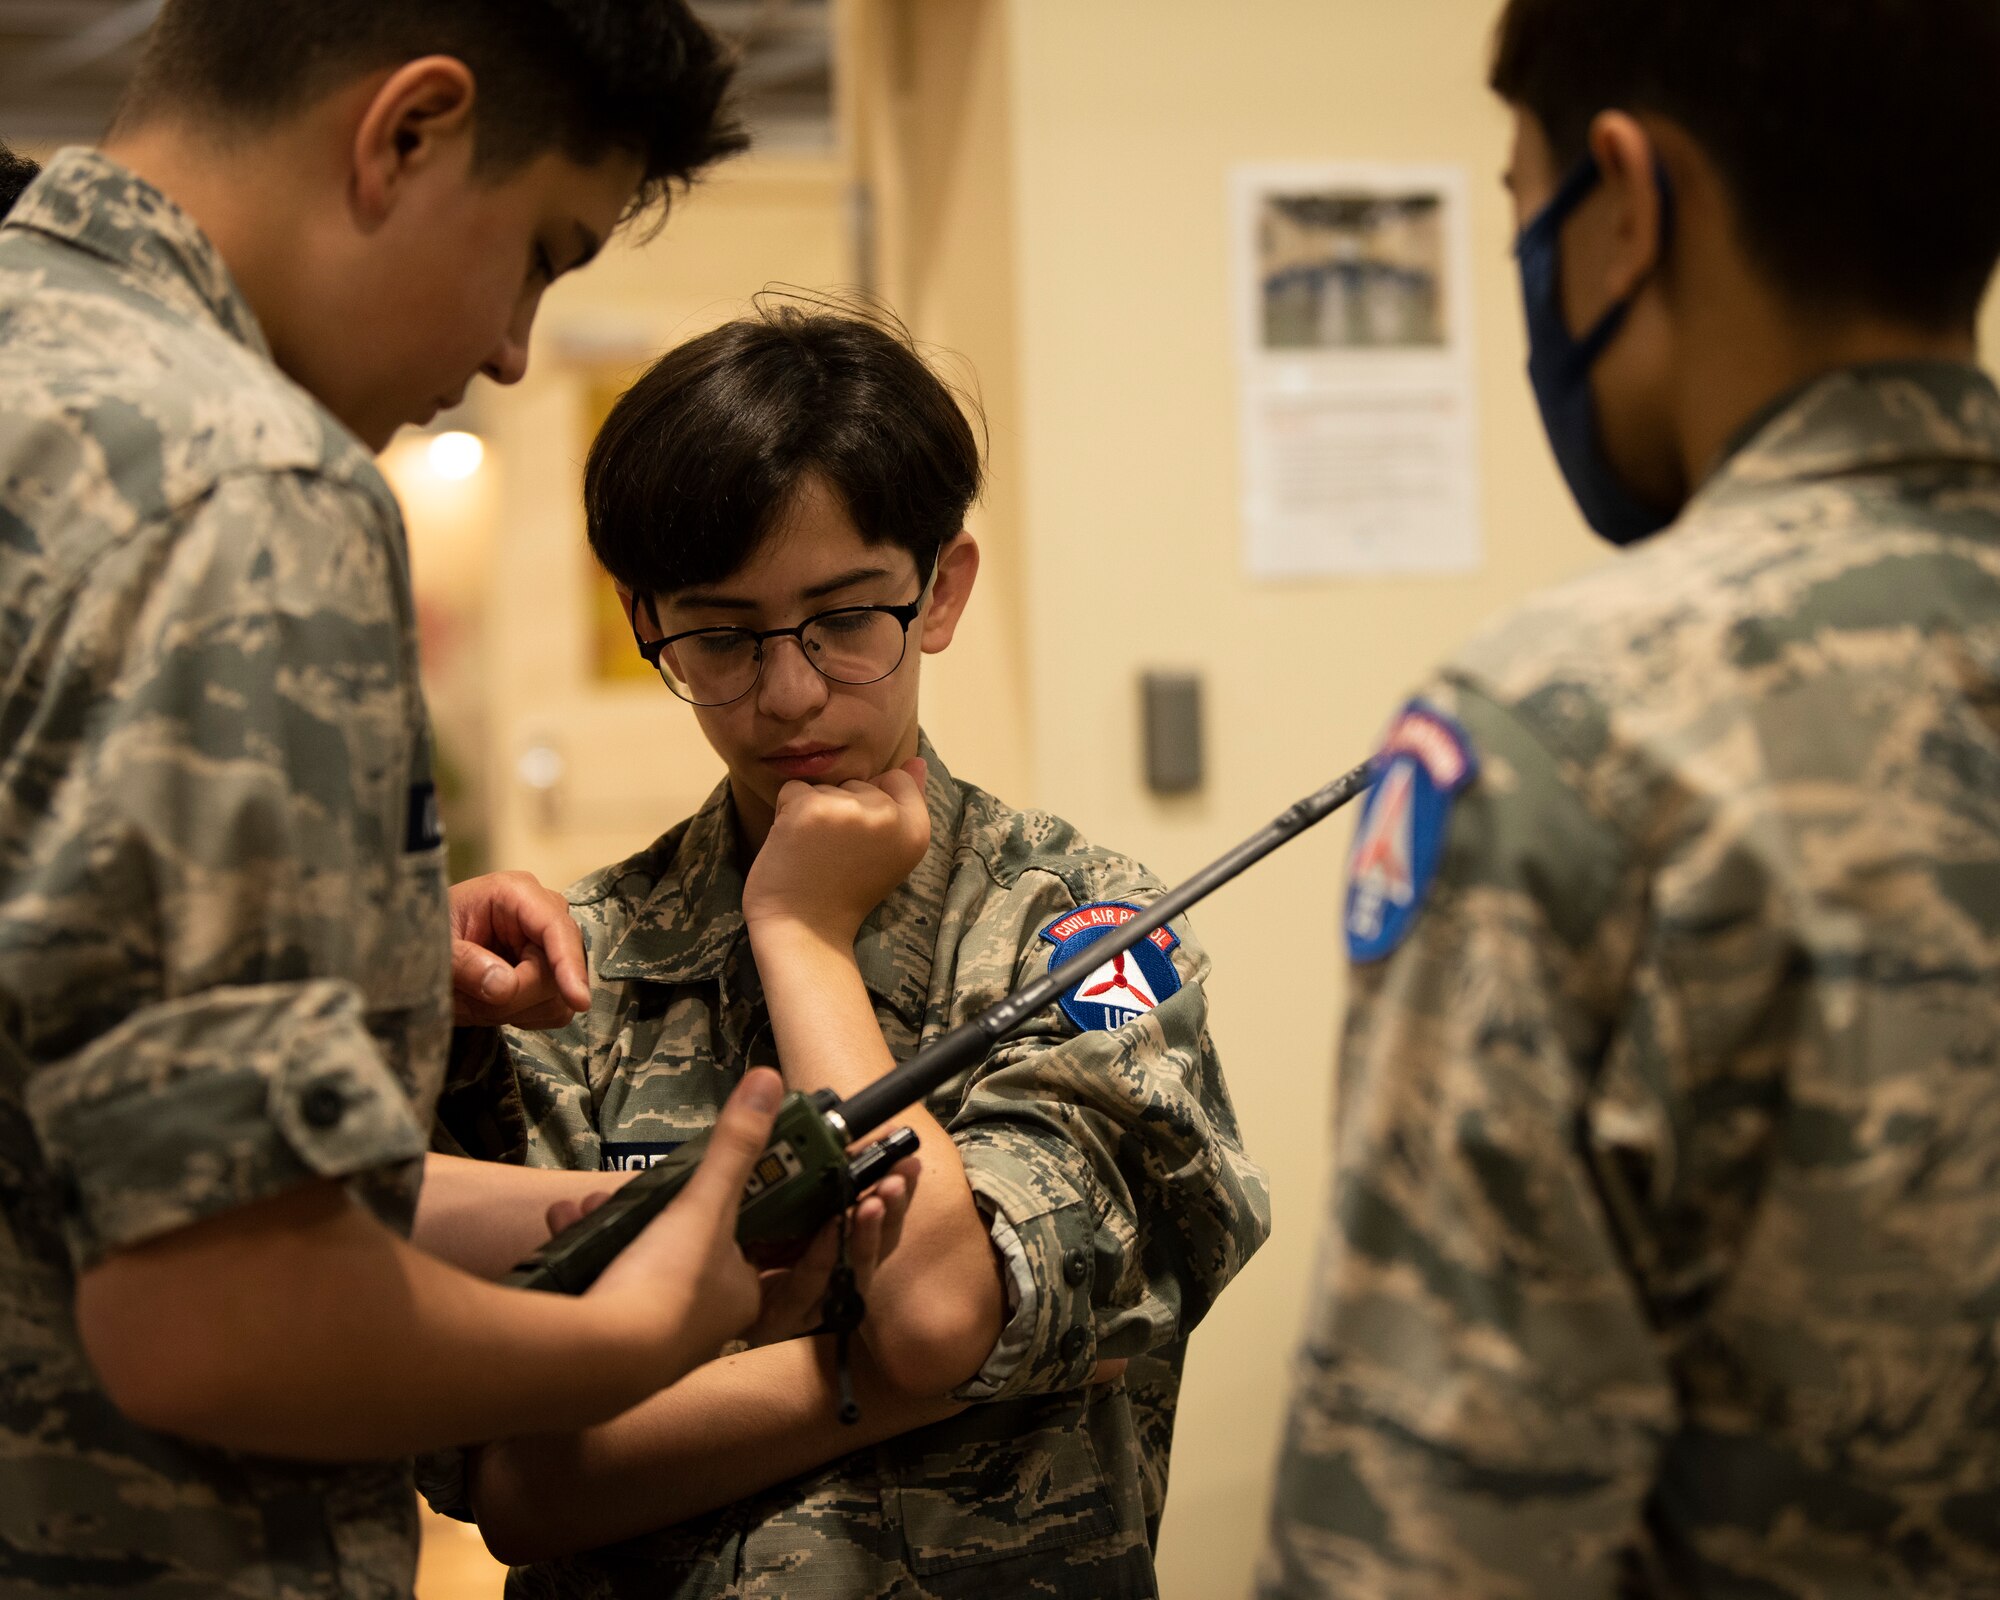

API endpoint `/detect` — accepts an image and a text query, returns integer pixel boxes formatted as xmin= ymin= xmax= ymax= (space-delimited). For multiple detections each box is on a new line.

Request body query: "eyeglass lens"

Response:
xmin=661 ymin=609 xmax=911 ymax=705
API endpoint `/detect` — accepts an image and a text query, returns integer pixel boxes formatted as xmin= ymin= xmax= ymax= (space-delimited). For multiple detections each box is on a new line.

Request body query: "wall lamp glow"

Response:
xmin=427 ymin=430 xmax=486 ymax=481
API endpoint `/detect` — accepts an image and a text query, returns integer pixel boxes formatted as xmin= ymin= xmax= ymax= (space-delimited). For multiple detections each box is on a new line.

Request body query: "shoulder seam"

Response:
xmin=1439 ymin=669 xmax=1644 ymax=856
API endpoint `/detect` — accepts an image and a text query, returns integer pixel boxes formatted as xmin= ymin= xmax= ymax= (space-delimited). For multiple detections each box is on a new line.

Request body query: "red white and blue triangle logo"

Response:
xmin=1040 ymin=901 xmax=1185 ymax=1033
xmin=1345 ymin=701 xmax=1478 ymax=962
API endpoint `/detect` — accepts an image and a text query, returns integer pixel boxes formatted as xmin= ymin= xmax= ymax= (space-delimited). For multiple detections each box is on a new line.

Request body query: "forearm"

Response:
xmin=414 ymin=1152 xmax=632 ymax=1278
xmin=77 ymin=1180 xmax=707 ymax=1461
xmin=472 ymin=1334 xmax=964 ymax=1563
xmin=749 ymin=918 xmax=1005 ymax=1391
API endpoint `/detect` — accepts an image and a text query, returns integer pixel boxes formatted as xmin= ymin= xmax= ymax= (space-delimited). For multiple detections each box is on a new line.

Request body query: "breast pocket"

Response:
xmin=891 ymin=1392 xmax=1150 ymax=1598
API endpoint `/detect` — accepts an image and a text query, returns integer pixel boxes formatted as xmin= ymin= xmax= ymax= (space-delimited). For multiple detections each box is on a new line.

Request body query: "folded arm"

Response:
xmin=470 ymin=1333 xmax=963 ymax=1563
xmin=743 ymin=761 xmax=1007 ymax=1397
xmin=750 ymin=915 xmax=1007 ymax=1396
xmin=413 ymin=1150 xmax=631 ymax=1278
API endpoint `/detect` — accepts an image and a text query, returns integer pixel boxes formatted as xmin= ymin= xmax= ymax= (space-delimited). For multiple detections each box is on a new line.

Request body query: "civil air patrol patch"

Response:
xmin=1345 ymin=700 xmax=1478 ymax=964
xmin=1040 ymin=901 xmax=1184 ymax=1033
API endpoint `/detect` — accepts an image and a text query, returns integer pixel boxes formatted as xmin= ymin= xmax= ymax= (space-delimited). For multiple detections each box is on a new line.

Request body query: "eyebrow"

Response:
xmin=668 ymin=565 xmax=900 ymax=615
xmin=801 ymin=565 xmax=897 ymax=601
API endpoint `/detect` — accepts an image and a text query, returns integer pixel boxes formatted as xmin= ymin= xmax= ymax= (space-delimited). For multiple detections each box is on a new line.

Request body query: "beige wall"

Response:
xmin=997 ymin=3 xmax=1600 ymax=1594
xmin=849 ymin=0 xmax=1033 ymax=803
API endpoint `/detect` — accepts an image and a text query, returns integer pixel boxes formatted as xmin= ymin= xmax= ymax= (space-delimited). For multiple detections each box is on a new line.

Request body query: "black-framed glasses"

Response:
xmin=632 ymin=570 xmax=933 ymax=707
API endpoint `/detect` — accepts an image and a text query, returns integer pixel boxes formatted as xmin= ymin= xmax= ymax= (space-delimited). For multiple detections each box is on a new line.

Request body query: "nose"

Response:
xmin=482 ymin=297 xmax=536 ymax=388
xmin=482 ymin=331 xmax=530 ymax=388
xmin=755 ymin=635 xmax=829 ymax=721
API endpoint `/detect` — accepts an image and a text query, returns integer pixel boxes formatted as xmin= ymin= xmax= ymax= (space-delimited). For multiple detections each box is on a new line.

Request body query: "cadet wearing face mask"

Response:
xmin=1260 ymin=1 xmax=2000 ymax=1596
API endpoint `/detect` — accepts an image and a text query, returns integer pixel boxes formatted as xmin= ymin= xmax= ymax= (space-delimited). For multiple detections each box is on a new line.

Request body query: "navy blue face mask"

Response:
xmin=1515 ymin=152 xmax=1678 ymax=546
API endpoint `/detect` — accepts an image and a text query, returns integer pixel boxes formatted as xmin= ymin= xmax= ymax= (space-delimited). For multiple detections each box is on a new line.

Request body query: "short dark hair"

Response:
xmin=0 ymin=143 xmax=39 ymax=217
xmin=119 ymin=0 xmax=746 ymax=216
xmin=1490 ymin=0 xmax=2000 ymax=329
xmin=586 ymin=299 xmax=985 ymax=598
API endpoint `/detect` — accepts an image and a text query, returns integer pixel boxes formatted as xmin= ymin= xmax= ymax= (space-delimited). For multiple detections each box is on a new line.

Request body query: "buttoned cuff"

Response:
xmin=951 ymin=1129 xmax=1100 ymax=1402
xmin=26 ymin=979 xmax=429 ymax=1268
xmin=958 ymin=1205 xmax=1037 ymax=1398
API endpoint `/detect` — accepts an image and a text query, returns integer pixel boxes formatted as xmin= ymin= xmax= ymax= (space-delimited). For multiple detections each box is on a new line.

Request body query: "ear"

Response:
xmin=350 ymin=56 xmax=479 ymax=229
xmin=617 ymin=583 xmax=670 ymax=642
xmin=918 ymin=532 xmax=979 ymax=655
xmin=1584 ymin=110 xmax=1670 ymax=306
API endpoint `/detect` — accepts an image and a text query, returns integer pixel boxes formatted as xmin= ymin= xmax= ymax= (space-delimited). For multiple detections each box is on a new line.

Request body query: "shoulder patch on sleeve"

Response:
xmin=1039 ymin=901 xmax=1184 ymax=1033
xmin=1345 ymin=700 xmax=1479 ymax=964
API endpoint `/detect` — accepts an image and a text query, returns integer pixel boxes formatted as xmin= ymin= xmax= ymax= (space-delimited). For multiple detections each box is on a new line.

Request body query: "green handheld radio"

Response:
xmin=500 ymin=758 xmax=1375 ymax=1296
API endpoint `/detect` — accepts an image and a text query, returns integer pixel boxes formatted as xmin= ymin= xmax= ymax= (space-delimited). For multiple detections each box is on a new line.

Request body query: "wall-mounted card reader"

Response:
xmin=1142 ymin=670 xmax=1203 ymax=796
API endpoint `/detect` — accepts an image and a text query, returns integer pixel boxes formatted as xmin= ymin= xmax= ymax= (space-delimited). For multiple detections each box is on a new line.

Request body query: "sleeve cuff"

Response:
xmin=951 ymin=1128 xmax=1100 ymax=1402
xmin=957 ymin=1204 xmax=1038 ymax=1399
xmin=432 ymin=1025 xmax=530 ymax=1162
xmin=415 ymin=1448 xmax=475 ymax=1522
xmin=26 ymin=979 xmax=429 ymax=1267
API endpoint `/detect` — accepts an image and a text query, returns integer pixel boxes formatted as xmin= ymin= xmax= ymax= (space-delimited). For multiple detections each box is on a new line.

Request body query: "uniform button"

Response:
xmin=1064 ymin=1247 xmax=1090 ymax=1285
xmin=1059 ymin=1326 xmax=1088 ymax=1362
xmin=301 ymin=1083 xmax=347 ymax=1130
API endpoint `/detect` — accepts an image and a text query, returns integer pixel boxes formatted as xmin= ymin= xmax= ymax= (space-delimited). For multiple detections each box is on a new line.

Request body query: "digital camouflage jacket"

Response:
xmin=1262 ymin=362 xmax=2000 ymax=1599
xmin=0 ymin=150 xmax=451 ymax=1599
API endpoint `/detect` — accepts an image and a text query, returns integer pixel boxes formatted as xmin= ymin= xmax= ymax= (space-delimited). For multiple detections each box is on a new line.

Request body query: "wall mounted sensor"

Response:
xmin=1142 ymin=670 xmax=1203 ymax=796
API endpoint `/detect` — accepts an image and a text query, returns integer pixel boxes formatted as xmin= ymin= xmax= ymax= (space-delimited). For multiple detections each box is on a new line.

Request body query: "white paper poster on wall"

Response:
xmin=1232 ymin=162 xmax=1482 ymax=578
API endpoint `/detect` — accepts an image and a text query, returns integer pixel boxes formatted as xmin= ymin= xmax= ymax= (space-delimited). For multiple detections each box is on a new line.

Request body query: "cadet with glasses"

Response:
xmin=428 ymin=302 xmax=1272 ymax=1598
xmin=1261 ymin=1 xmax=2000 ymax=1595
xmin=0 ymin=6 xmax=875 ymax=1598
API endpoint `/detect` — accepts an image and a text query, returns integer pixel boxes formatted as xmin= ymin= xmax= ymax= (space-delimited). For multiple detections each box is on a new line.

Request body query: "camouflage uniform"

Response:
xmin=0 ymin=151 xmax=451 ymax=1598
xmin=1259 ymin=361 xmax=2000 ymax=1599
xmin=431 ymin=741 xmax=1270 ymax=1599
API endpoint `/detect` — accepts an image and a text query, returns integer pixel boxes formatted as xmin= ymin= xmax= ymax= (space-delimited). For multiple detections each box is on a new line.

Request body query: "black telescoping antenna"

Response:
xmin=503 ymin=757 xmax=1375 ymax=1296
xmin=825 ymin=757 xmax=1375 ymax=1145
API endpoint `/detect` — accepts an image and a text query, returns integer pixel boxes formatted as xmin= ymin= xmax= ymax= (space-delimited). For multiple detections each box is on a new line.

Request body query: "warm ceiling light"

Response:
xmin=427 ymin=430 xmax=485 ymax=480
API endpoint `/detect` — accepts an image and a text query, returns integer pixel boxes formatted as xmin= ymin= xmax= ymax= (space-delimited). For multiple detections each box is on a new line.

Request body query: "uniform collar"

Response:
xmin=597 ymin=734 xmax=965 ymax=1030
xmin=5 ymin=147 xmax=270 ymax=359
xmin=596 ymin=780 xmax=749 ymax=987
xmin=1690 ymin=360 xmax=2000 ymax=516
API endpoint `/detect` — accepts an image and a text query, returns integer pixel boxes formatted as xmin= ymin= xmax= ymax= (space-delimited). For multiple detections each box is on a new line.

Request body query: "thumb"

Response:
xmin=546 ymin=1198 xmax=584 ymax=1237
xmin=880 ymin=758 xmax=930 ymax=815
xmin=677 ymin=1068 xmax=785 ymax=1218
xmin=452 ymin=939 xmax=515 ymax=1004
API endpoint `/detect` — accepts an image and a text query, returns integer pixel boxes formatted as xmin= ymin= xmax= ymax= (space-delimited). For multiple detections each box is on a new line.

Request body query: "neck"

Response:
xmin=731 ymin=780 xmax=778 ymax=858
xmin=100 ymin=119 xmax=310 ymax=372
xmin=1673 ymin=304 xmax=1977 ymax=490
